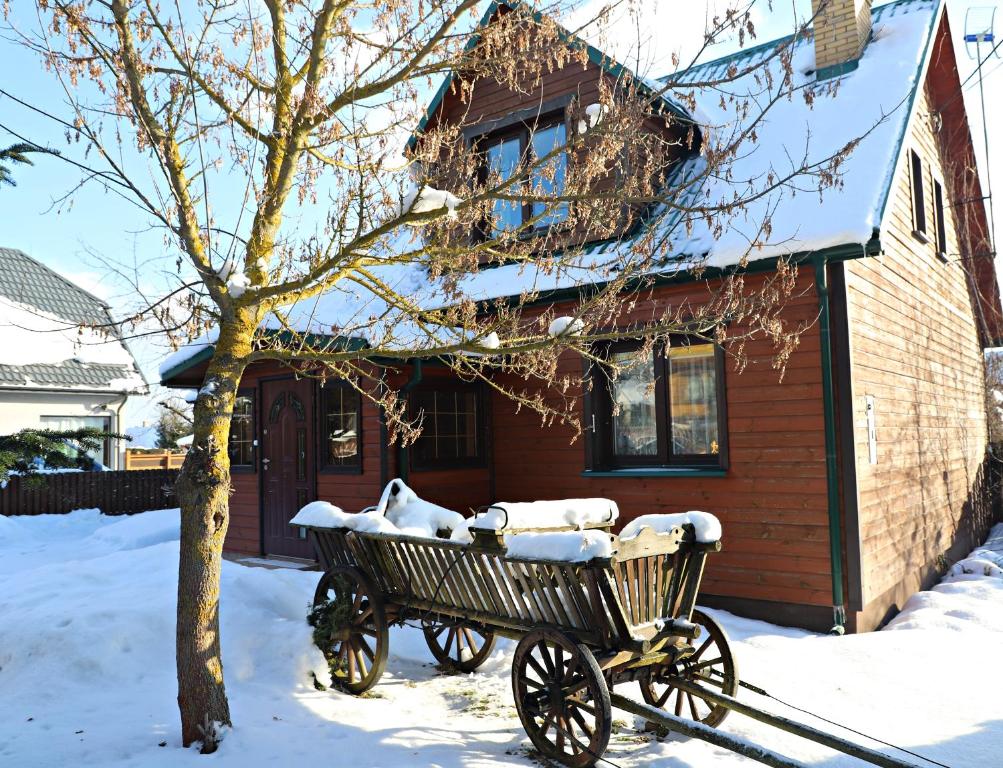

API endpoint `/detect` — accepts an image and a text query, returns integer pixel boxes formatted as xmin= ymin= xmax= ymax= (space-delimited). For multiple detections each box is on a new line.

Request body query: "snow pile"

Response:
xmin=375 ymin=479 xmax=465 ymax=538
xmin=227 ymin=273 xmax=252 ymax=298
xmin=3 ymin=505 xmax=1003 ymax=766
xmin=504 ymin=529 xmax=614 ymax=562
xmin=292 ymin=480 xmax=464 ymax=539
xmin=548 ymin=316 xmax=584 ymax=336
xmin=396 ymin=185 xmax=462 ymax=222
xmin=886 ymin=523 xmax=1003 ymax=633
xmin=124 ymin=424 xmax=159 ymax=449
xmin=477 ymin=331 xmax=500 ymax=350
xmin=290 ymin=501 xmax=399 ymax=534
xmin=451 ymin=498 xmax=619 ymax=543
xmin=0 ymin=297 xmax=144 ymax=391
xmin=620 ymin=511 xmax=722 ymax=543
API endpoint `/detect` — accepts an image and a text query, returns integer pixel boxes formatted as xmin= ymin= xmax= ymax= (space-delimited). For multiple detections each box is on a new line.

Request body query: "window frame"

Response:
xmin=910 ymin=149 xmax=928 ymax=243
xmin=40 ymin=414 xmax=112 ymax=467
xmin=586 ymin=339 xmax=728 ymax=472
xmin=228 ymin=390 xmax=256 ymax=473
xmin=408 ymin=382 xmax=487 ymax=472
xmin=317 ymin=382 xmax=364 ymax=474
xmin=473 ymin=109 xmax=570 ymax=239
xmin=933 ymin=177 xmax=948 ymax=262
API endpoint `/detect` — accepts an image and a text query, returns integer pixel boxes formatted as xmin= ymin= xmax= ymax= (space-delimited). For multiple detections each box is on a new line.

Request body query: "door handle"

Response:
xmin=261 ymin=458 xmax=270 ymax=469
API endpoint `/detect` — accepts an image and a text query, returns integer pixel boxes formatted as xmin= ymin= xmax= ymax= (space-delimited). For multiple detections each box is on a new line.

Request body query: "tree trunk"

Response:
xmin=175 ymin=322 xmax=252 ymax=750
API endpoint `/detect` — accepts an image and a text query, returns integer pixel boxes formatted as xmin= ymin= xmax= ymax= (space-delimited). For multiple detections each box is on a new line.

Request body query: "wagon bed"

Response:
xmin=303 ymin=508 xmax=733 ymax=768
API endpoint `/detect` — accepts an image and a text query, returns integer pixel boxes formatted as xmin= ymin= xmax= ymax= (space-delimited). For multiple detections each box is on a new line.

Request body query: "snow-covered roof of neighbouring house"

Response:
xmin=124 ymin=423 xmax=159 ymax=449
xmin=0 ymin=248 xmax=148 ymax=394
xmin=161 ymin=0 xmax=942 ymax=383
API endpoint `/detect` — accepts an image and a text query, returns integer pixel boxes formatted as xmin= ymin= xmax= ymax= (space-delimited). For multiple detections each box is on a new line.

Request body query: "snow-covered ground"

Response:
xmin=1 ymin=510 xmax=1001 ymax=768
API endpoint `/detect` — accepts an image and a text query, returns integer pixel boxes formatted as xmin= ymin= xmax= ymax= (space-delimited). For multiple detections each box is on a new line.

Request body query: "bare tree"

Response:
xmin=10 ymin=0 xmax=864 ymax=749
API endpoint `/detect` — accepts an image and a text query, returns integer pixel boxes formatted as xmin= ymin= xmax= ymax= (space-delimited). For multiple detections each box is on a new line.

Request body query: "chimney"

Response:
xmin=810 ymin=0 xmax=872 ymax=79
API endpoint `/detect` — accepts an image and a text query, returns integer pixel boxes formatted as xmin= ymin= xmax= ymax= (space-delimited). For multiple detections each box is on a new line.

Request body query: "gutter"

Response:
xmin=813 ymin=252 xmax=848 ymax=635
xmin=396 ymin=359 xmax=424 ymax=482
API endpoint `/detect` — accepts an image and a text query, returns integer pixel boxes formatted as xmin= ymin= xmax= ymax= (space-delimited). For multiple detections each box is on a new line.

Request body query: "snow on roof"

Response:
xmin=455 ymin=0 xmax=940 ymax=299
xmin=160 ymin=0 xmax=940 ymax=382
xmin=0 ymin=248 xmax=147 ymax=394
xmin=124 ymin=424 xmax=159 ymax=449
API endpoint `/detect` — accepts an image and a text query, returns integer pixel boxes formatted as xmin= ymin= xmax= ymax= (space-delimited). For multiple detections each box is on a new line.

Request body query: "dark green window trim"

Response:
xmin=581 ymin=468 xmax=726 ymax=479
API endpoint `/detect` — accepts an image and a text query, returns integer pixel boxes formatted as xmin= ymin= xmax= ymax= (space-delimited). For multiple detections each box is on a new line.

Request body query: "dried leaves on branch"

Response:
xmin=13 ymin=0 xmax=866 ymax=747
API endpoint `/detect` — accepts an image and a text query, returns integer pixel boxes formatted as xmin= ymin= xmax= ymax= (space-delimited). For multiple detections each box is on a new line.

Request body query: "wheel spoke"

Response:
xmin=358 ymin=635 xmax=375 ymax=662
xmin=562 ymin=656 xmax=580 ymax=685
xmin=463 ymin=628 xmax=479 ymax=655
xmin=674 ymin=688 xmax=684 ymax=717
xmin=347 ymin=643 xmax=357 ymax=681
xmin=690 ymin=656 xmax=724 ymax=674
xmin=356 ymin=647 xmax=368 ymax=678
xmin=569 ymin=705 xmax=594 ymax=739
xmin=540 ymin=709 xmax=556 ymax=737
xmin=539 ymin=643 xmax=556 ymax=678
xmin=687 ymin=692 xmax=699 ymax=721
xmin=653 ymin=682 xmax=672 ymax=708
xmin=691 ymin=635 xmax=714 ymax=661
xmin=526 ymin=654 xmax=548 ymax=681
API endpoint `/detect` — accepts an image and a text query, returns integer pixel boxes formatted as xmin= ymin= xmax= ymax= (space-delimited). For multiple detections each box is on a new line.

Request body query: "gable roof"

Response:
xmin=161 ymin=0 xmax=946 ymax=383
xmin=0 ymin=247 xmax=147 ymax=394
xmin=405 ymin=0 xmax=693 ymax=154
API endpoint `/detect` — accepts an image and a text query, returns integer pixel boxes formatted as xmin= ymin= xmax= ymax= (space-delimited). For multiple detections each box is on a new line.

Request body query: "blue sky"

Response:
xmin=0 ymin=0 xmax=1000 ymax=429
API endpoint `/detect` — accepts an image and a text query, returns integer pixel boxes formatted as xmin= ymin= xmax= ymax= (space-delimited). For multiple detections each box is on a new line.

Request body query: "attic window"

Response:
xmin=934 ymin=179 xmax=948 ymax=261
xmin=478 ymin=117 xmax=568 ymax=237
xmin=910 ymin=150 xmax=928 ymax=242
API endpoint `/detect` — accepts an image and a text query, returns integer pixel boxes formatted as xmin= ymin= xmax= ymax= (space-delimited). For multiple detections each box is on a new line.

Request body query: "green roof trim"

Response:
xmin=404 ymin=0 xmax=692 ymax=154
xmin=873 ymin=0 xmax=943 ymax=227
xmin=814 ymin=59 xmax=861 ymax=82
xmin=160 ymin=332 xmax=370 ymax=385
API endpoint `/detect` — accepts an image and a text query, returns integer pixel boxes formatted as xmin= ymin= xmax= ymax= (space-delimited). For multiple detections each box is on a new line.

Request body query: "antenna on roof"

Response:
xmin=964 ymin=7 xmax=998 ymax=60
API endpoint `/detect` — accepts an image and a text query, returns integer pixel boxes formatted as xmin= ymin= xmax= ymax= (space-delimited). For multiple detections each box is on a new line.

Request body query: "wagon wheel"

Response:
xmin=423 ymin=616 xmax=497 ymax=672
xmin=309 ymin=565 xmax=389 ymax=694
xmin=639 ymin=608 xmax=738 ymax=727
xmin=512 ymin=629 xmax=612 ymax=768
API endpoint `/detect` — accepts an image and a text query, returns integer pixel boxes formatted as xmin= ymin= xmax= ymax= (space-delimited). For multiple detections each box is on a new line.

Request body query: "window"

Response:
xmin=319 ymin=384 xmax=361 ymax=470
xmin=410 ymin=387 xmax=484 ymax=469
xmin=480 ymin=117 xmax=568 ymax=236
xmin=40 ymin=415 xmax=112 ymax=467
xmin=934 ymin=179 xmax=948 ymax=260
xmin=228 ymin=393 xmax=255 ymax=469
xmin=910 ymin=150 xmax=927 ymax=241
xmin=588 ymin=341 xmax=727 ymax=471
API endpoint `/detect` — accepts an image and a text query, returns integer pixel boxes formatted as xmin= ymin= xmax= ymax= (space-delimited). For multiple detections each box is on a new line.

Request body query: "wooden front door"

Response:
xmin=261 ymin=377 xmax=315 ymax=558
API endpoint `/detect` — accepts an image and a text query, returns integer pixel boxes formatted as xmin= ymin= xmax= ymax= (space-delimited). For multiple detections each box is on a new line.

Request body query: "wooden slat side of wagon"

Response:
xmin=303 ymin=519 xmax=733 ymax=767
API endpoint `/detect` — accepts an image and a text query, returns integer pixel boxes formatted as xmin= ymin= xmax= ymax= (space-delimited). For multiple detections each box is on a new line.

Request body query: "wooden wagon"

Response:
xmin=302 ymin=507 xmax=734 ymax=768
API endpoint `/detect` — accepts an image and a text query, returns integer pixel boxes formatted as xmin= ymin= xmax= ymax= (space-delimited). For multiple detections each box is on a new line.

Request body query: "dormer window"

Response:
xmin=479 ymin=116 xmax=568 ymax=236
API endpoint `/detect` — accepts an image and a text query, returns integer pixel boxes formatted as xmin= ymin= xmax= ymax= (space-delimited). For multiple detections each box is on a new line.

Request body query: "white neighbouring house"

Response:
xmin=0 ymin=247 xmax=147 ymax=469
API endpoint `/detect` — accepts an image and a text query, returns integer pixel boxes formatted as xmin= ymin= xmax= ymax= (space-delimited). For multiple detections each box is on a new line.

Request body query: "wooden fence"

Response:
xmin=0 ymin=469 xmax=179 ymax=516
xmin=125 ymin=449 xmax=186 ymax=470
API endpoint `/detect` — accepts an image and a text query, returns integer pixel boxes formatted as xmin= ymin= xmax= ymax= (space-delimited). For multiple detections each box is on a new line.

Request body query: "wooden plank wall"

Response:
xmin=0 ymin=469 xmax=178 ymax=516
xmin=844 ymin=76 xmax=993 ymax=627
xmin=490 ymin=272 xmax=834 ymax=609
xmin=226 ymin=363 xmax=493 ymax=556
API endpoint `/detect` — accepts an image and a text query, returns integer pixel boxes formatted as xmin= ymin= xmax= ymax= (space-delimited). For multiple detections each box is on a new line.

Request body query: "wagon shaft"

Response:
xmin=616 ymin=681 xmax=925 ymax=768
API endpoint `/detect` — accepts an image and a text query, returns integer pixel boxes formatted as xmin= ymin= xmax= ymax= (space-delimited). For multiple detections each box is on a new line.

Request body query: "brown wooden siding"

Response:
xmin=489 ymin=271 xmax=833 ymax=609
xmin=843 ymin=29 xmax=995 ymax=629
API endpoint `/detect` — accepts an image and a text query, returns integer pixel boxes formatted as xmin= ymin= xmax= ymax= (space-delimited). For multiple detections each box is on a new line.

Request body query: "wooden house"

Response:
xmin=161 ymin=0 xmax=1002 ymax=633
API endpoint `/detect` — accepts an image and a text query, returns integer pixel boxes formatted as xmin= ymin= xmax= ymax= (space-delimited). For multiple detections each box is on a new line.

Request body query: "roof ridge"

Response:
xmin=659 ymin=0 xmax=931 ymax=82
xmin=0 ymin=246 xmax=111 ymax=312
